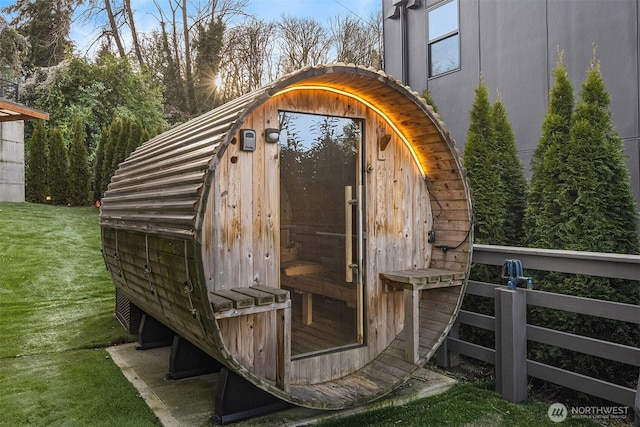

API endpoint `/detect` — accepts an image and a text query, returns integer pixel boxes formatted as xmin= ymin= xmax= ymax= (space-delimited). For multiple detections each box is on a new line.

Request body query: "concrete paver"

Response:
xmin=107 ymin=343 xmax=457 ymax=426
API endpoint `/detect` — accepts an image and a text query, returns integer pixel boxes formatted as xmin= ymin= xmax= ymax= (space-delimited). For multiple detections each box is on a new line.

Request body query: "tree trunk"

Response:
xmin=170 ymin=7 xmax=184 ymax=101
xmin=182 ymin=0 xmax=195 ymax=114
xmin=104 ymin=0 xmax=126 ymax=58
xmin=123 ymin=0 xmax=144 ymax=67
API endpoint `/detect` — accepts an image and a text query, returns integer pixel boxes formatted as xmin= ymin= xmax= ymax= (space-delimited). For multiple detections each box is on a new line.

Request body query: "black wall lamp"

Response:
xmin=264 ymin=128 xmax=280 ymax=143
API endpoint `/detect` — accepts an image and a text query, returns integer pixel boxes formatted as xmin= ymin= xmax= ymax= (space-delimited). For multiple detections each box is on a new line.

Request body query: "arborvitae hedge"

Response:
xmin=67 ymin=117 xmax=90 ymax=206
xmin=126 ymin=119 xmax=143 ymax=158
xmin=25 ymin=120 xmax=48 ymax=203
xmin=524 ymin=53 xmax=574 ymax=249
xmin=462 ymin=79 xmax=506 ymax=246
xmin=92 ymin=127 xmax=107 ymax=203
xmin=421 ymin=90 xmax=439 ymax=113
xmin=559 ymin=58 xmax=640 ymax=254
xmin=100 ymin=116 xmax=121 ymax=197
xmin=113 ymin=117 xmax=130 ymax=170
xmin=527 ymin=53 xmax=640 ymax=395
xmin=461 ymin=81 xmax=530 ymax=347
xmin=46 ymin=128 xmax=68 ymax=204
xmin=94 ymin=115 xmax=154 ymax=200
xmin=492 ymin=99 xmax=527 ymax=244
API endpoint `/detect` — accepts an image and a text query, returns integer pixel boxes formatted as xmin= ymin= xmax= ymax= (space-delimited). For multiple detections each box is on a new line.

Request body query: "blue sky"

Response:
xmin=60 ymin=0 xmax=381 ymax=56
xmin=0 ymin=0 xmax=380 ymax=56
xmin=243 ymin=0 xmax=380 ymax=22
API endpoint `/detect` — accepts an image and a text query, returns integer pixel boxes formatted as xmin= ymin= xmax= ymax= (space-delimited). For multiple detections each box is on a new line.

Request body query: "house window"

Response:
xmin=428 ymin=0 xmax=459 ymax=77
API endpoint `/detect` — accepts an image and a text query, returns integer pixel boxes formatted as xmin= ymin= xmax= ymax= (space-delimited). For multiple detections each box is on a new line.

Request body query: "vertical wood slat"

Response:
xmin=356 ymin=282 xmax=364 ymax=344
xmin=301 ymin=293 xmax=313 ymax=326
xmin=404 ymin=289 xmax=419 ymax=364
xmin=239 ymin=145 xmax=253 ymax=287
xmin=263 ymin=102 xmax=279 ymax=289
xmin=277 ymin=305 xmax=291 ymax=391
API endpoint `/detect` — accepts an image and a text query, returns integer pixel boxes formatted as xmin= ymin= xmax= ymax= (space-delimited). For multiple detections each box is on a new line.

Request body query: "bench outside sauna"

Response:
xmin=100 ymin=64 xmax=473 ymax=417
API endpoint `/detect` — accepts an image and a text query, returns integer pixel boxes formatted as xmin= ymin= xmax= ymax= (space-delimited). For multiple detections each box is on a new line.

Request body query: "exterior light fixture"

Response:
xmin=275 ymin=85 xmax=425 ymax=176
xmin=264 ymin=128 xmax=280 ymax=143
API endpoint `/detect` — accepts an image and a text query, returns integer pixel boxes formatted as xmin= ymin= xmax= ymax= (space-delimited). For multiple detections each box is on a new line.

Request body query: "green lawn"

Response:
xmin=318 ymin=380 xmax=601 ymax=427
xmin=0 ymin=202 xmax=157 ymax=426
xmin=0 ymin=202 xmax=605 ymax=426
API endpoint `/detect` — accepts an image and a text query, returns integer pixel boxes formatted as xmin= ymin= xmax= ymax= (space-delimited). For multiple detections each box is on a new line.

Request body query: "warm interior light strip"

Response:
xmin=274 ymin=85 xmax=425 ymax=176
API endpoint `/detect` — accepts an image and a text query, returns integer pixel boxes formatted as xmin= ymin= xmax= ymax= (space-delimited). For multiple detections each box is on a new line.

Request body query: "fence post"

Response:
xmin=495 ymin=287 xmax=528 ymax=402
xmin=634 ymin=373 xmax=639 ymax=427
xmin=436 ymin=322 xmax=460 ymax=368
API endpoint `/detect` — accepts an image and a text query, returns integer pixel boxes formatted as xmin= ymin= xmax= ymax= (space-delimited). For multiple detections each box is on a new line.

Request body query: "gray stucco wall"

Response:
xmin=0 ymin=121 xmax=25 ymax=203
xmin=383 ymin=0 xmax=640 ymax=208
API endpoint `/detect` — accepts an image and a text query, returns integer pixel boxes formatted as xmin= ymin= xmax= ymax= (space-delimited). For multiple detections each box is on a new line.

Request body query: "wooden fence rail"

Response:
xmin=436 ymin=245 xmax=640 ymax=422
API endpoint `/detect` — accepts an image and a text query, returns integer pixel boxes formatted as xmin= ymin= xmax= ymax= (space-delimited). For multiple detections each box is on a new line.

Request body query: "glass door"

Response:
xmin=278 ymin=111 xmax=364 ymax=357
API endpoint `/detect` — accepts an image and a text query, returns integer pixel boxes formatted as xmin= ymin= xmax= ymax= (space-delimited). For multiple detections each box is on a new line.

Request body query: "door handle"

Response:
xmin=345 ymin=186 xmax=357 ymax=282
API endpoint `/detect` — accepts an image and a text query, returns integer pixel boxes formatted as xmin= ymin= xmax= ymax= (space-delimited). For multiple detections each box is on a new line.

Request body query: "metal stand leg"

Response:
xmin=166 ymin=335 xmax=223 ymax=380
xmin=211 ymin=368 xmax=290 ymax=425
xmin=136 ymin=314 xmax=174 ymax=350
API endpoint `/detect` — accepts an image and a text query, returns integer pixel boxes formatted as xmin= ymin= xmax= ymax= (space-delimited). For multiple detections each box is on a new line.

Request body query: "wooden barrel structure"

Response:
xmin=100 ymin=64 xmax=473 ymax=410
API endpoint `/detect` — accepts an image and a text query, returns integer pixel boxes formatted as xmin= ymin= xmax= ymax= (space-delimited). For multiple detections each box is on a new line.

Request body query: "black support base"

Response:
xmin=136 ymin=314 xmax=174 ymax=350
xmin=211 ymin=368 xmax=290 ymax=425
xmin=165 ymin=335 xmax=223 ymax=380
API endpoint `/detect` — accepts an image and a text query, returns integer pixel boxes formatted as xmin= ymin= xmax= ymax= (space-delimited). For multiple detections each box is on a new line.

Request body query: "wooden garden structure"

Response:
xmin=100 ymin=64 xmax=473 ymax=412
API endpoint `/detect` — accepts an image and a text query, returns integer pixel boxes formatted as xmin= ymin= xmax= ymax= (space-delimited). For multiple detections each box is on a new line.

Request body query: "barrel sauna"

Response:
xmin=100 ymin=64 xmax=473 ymax=410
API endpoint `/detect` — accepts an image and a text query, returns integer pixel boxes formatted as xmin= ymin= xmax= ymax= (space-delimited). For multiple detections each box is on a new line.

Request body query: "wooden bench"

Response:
xmin=379 ymin=269 xmax=465 ymax=364
xmin=210 ymin=285 xmax=291 ymax=391
xmin=210 ymin=285 xmax=291 ymax=318
xmin=280 ymin=261 xmax=355 ymax=326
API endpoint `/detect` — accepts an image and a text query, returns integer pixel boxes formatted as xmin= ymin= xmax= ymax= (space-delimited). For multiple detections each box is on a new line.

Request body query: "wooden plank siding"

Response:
xmin=101 ymin=229 xmax=217 ymax=359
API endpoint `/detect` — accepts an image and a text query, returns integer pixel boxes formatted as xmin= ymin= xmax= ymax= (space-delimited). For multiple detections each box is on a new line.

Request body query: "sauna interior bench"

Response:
xmin=379 ymin=268 xmax=466 ymax=364
xmin=280 ymin=260 xmax=355 ymax=326
xmin=210 ymin=285 xmax=291 ymax=319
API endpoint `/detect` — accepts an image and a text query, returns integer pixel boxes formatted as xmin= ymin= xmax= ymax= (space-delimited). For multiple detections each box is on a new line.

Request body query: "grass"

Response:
xmin=0 ymin=203 xmax=124 ymax=357
xmin=0 ymin=202 xmax=608 ymax=426
xmin=318 ymin=381 xmax=600 ymax=427
xmin=0 ymin=350 xmax=155 ymax=426
xmin=0 ymin=202 xmax=157 ymax=426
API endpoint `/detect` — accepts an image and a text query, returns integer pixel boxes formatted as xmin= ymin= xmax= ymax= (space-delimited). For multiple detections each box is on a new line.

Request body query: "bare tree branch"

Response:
xmin=277 ymin=16 xmax=329 ymax=74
